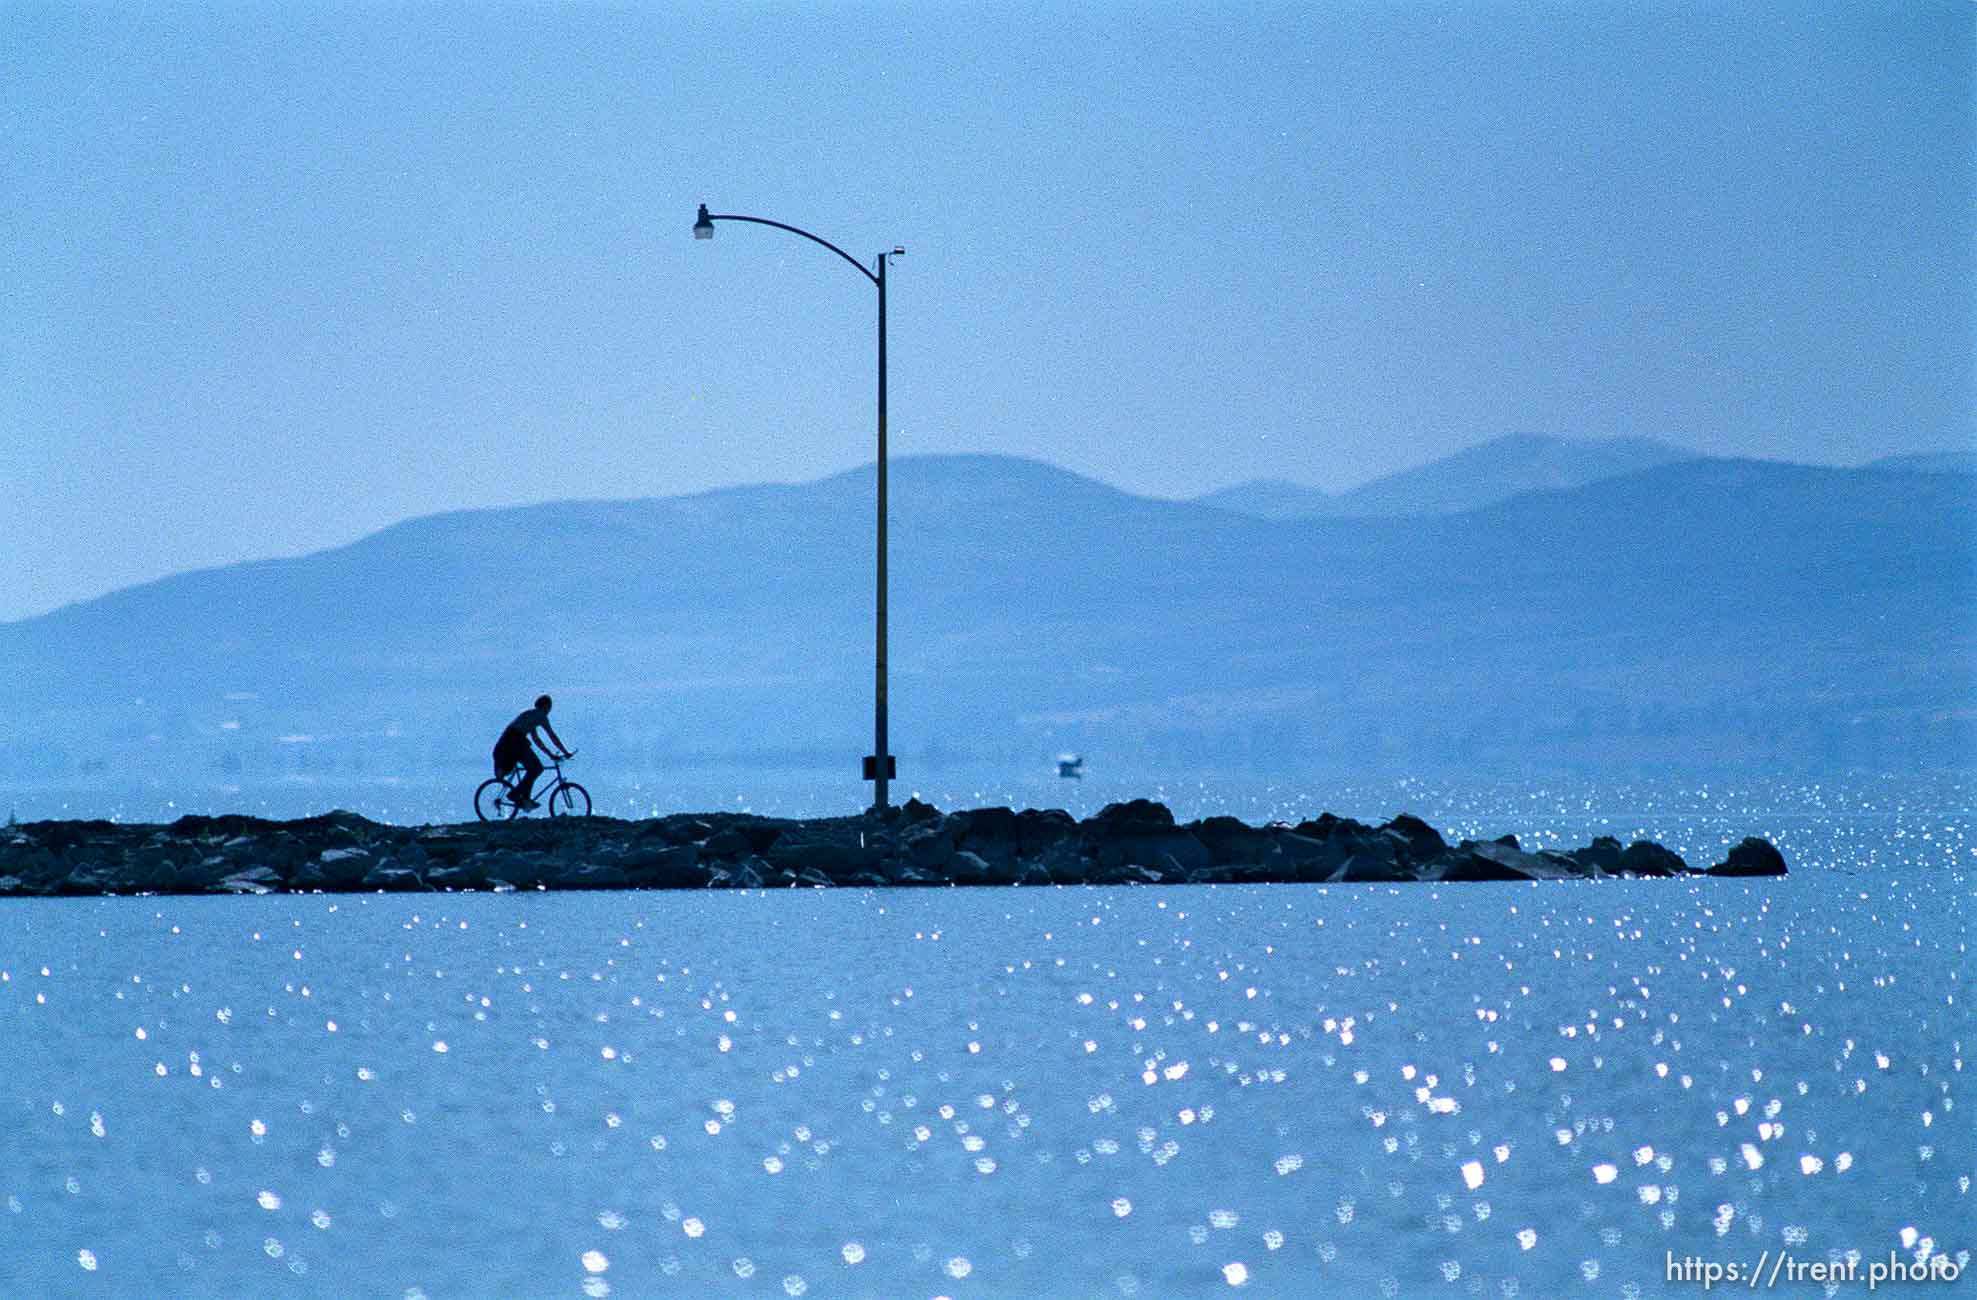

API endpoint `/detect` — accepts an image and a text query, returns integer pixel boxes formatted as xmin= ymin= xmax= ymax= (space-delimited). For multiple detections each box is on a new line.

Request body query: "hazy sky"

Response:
xmin=5 ymin=1 xmax=1970 ymax=621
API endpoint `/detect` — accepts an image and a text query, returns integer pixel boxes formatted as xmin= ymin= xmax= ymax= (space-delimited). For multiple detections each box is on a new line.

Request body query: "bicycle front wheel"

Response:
xmin=548 ymin=782 xmax=591 ymax=818
xmin=474 ymin=778 xmax=515 ymax=822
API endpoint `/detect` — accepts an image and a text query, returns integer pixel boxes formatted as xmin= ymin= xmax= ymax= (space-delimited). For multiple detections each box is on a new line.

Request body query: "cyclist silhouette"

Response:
xmin=492 ymin=694 xmax=572 ymax=810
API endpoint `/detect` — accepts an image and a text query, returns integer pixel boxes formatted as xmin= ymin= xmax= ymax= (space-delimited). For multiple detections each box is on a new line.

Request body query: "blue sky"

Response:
xmin=4 ymin=0 xmax=1970 ymax=621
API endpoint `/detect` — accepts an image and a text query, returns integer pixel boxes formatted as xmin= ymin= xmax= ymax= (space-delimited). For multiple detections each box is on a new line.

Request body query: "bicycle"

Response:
xmin=474 ymin=751 xmax=591 ymax=820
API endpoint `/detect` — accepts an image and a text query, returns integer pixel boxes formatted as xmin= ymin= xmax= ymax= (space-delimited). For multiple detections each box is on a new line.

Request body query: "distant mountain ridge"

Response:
xmin=0 ymin=451 xmax=1969 ymax=788
xmin=1865 ymin=449 xmax=1976 ymax=475
xmin=1197 ymin=433 xmax=1698 ymax=519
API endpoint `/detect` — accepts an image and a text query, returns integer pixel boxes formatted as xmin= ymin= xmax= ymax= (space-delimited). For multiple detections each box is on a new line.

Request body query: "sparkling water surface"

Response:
xmin=2 ymin=778 xmax=1968 ymax=1297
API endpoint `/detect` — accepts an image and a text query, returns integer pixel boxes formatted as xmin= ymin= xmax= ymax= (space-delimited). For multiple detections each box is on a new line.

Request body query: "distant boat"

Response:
xmin=1056 ymin=753 xmax=1084 ymax=779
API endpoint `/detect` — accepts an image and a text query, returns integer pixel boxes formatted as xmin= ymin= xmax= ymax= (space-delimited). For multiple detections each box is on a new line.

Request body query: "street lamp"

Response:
xmin=693 ymin=203 xmax=904 ymax=811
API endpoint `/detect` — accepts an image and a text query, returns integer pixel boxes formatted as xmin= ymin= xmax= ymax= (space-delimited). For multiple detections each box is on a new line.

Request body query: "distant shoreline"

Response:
xmin=0 ymin=799 xmax=1787 ymax=897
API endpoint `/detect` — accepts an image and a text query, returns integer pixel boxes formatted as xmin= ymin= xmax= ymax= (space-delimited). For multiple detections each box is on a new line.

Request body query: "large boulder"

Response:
xmin=361 ymin=866 xmax=429 ymax=892
xmin=701 ymin=827 xmax=752 ymax=859
xmin=313 ymin=847 xmax=376 ymax=888
xmin=1090 ymin=861 xmax=1165 ymax=886
xmin=543 ymin=861 xmax=629 ymax=890
xmin=621 ymin=844 xmax=708 ymax=889
xmin=1333 ymin=837 xmax=1413 ymax=883
xmin=1568 ymin=836 xmax=1626 ymax=876
xmin=1091 ymin=826 xmax=1210 ymax=873
xmin=899 ymin=797 xmax=942 ymax=824
xmin=1192 ymin=816 xmax=1276 ymax=865
xmin=1617 ymin=841 xmax=1689 ymax=877
xmin=900 ymin=820 xmax=956 ymax=873
xmin=1089 ymin=799 xmax=1176 ymax=831
xmin=947 ymin=807 xmax=1022 ymax=867
xmin=1380 ymin=813 xmax=1448 ymax=862
xmin=216 ymin=866 xmax=282 ymax=895
xmin=1709 ymin=837 xmax=1788 ymax=877
xmin=1295 ymin=812 xmax=1376 ymax=843
xmin=764 ymin=822 xmax=887 ymax=877
xmin=1017 ymin=808 xmax=1078 ymax=857
xmin=1271 ymin=832 xmax=1349 ymax=882
xmin=1434 ymin=841 xmax=1580 ymax=883
xmin=947 ymin=850 xmax=993 ymax=884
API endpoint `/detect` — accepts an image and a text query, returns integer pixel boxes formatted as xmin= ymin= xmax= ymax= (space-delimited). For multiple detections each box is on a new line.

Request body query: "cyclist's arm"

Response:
xmin=542 ymin=722 xmax=573 ymax=758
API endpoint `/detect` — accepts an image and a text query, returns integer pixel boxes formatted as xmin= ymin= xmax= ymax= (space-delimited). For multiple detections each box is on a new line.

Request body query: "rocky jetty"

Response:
xmin=0 ymin=799 xmax=1787 ymax=897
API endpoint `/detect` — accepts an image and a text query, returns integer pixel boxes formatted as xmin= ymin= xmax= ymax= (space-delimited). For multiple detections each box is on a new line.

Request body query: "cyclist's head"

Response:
xmin=535 ymin=694 xmax=552 ymax=712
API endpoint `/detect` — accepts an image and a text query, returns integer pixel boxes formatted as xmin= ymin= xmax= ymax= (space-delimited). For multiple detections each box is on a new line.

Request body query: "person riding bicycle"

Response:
xmin=492 ymin=694 xmax=572 ymax=811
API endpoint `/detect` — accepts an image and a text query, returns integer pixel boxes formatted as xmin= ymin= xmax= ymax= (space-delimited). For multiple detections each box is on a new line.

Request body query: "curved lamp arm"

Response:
xmin=695 ymin=205 xmax=879 ymax=286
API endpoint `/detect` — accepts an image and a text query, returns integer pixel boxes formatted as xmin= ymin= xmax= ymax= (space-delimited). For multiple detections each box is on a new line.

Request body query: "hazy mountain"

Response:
xmin=1865 ymin=449 xmax=1976 ymax=475
xmin=1197 ymin=433 xmax=1696 ymax=519
xmin=1 ymin=453 xmax=1969 ymax=789
xmin=1193 ymin=478 xmax=1335 ymax=521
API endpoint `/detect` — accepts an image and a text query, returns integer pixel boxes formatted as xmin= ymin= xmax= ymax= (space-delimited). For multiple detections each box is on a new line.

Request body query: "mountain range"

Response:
xmin=1190 ymin=433 xmax=1977 ymax=520
xmin=2 ymin=437 xmax=1970 ymax=791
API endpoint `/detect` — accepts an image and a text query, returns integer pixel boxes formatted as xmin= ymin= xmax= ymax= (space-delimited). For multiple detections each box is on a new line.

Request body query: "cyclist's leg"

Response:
xmin=513 ymin=749 xmax=545 ymax=806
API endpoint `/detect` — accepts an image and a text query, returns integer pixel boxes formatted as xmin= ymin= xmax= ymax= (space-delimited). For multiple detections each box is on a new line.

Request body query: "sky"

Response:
xmin=4 ymin=0 xmax=1971 ymax=622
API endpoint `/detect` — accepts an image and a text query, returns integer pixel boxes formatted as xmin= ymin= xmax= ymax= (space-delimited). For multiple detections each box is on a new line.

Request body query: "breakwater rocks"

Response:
xmin=0 ymin=799 xmax=1787 ymax=897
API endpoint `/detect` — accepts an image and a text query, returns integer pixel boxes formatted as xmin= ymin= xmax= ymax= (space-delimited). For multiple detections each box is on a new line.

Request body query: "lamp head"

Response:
xmin=693 ymin=204 xmax=715 ymax=240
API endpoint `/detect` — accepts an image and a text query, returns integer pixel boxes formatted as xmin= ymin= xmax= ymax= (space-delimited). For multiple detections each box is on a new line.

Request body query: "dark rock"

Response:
xmin=543 ymin=862 xmax=627 ymax=890
xmin=1380 ymin=813 xmax=1448 ymax=862
xmin=702 ymin=828 xmax=752 ymax=859
xmin=1028 ymin=839 xmax=1088 ymax=885
xmin=172 ymin=854 xmax=235 ymax=892
xmin=1494 ymin=833 xmax=1521 ymax=850
xmin=1617 ymin=841 xmax=1689 ymax=877
xmin=1435 ymin=843 xmax=1579 ymax=883
xmin=948 ymin=807 xmax=1022 ymax=866
xmin=1270 ymin=831 xmax=1346 ymax=879
xmin=216 ymin=866 xmax=282 ymax=895
xmin=1295 ymin=812 xmax=1376 ymax=843
xmin=947 ymin=850 xmax=993 ymax=884
xmin=647 ymin=816 xmax=713 ymax=845
xmin=1088 ymin=799 xmax=1175 ymax=830
xmin=1570 ymin=836 xmax=1626 ymax=875
xmin=361 ymin=866 xmax=428 ymax=892
xmin=900 ymin=797 xmax=942 ymax=824
xmin=1193 ymin=816 xmax=1276 ymax=865
xmin=1016 ymin=808 xmax=1078 ymax=857
xmin=480 ymin=853 xmax=545 ymax=889
xmin=314 ymin=847 xmax=375 ymax=887
xmin=1333 ymin=845 xmax=1412 ymax=883
xmin=169 ymin=813 xmax=277 ymax=839
xmin=764 ymin=823 xmax=885 ymax=876
xmin=1091 ymin=861 xmax=1164 ymax=885
xmin=621 ymin=844 xmax=708 ymax=889
xmin=425 ymin=864 xmax=488 ymax=891
xmin=901 ymin=821 xmax=956 ymax=873
xmin=1537 ymin=850 xmax=1595 ymax=878
xmin=1093 ymin=827 xmax=1210 ymax=873
xmin=1710 ymin=837 xmax=1788 ymax=877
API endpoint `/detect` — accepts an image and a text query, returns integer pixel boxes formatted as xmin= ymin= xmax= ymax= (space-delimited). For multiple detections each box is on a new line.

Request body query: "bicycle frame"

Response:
xmin=500 ymin=753 xmax=570 ymax=802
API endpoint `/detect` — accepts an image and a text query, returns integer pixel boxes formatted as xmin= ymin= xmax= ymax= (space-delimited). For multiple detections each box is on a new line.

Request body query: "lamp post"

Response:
xmin=694 ymin=204 xmax=902 ymax=811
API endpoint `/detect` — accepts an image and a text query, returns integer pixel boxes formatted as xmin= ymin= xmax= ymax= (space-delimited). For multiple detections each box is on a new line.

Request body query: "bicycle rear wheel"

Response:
xmin=548 ymin=782 xmax=591 ymax=818
xmin=474 ymin=778 xmax=516 ymax=822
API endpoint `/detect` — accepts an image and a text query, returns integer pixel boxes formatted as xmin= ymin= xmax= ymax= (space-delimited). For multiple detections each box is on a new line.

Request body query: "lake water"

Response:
xmin=1 ymin=777 xmax=1969 ymax=1297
